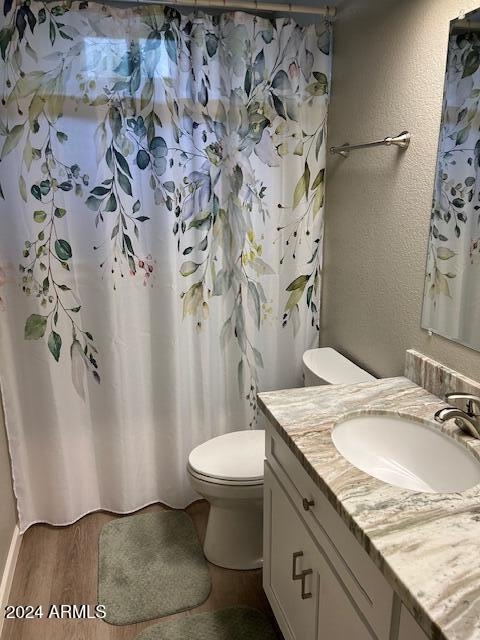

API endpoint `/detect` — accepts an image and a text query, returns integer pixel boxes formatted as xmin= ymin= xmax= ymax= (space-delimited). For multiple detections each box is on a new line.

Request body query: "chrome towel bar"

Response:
xmin=330 ymin=131 xmax=411 ymax=158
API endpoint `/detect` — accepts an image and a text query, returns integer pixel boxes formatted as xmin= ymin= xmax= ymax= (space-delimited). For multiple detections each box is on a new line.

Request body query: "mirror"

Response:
xmin=422 ymin=8 xmax=480 ymax=350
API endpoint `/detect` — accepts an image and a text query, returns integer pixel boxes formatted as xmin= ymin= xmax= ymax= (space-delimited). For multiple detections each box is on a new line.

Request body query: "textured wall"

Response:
xmin=322 ymin=0 xmax=480 ymax=380
xmin=0 ymin=397 xmax=16 ymax=576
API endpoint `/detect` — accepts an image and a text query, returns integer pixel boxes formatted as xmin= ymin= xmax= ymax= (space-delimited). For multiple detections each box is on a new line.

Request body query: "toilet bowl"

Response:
xmin=187 ymin=348 xmax=375 ymax=570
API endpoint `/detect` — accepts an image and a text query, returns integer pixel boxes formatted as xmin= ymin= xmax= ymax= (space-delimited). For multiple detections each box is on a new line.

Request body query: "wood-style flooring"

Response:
xmin=2 ymin=501 xmax=275 ymax=640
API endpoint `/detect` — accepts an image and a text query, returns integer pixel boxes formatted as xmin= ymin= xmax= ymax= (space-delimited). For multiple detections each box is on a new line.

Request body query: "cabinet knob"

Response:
xmin=302 ymin=497 xmax=315 ymax=511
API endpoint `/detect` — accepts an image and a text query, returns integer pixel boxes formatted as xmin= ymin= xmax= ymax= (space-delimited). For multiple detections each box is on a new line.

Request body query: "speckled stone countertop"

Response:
xmin=258 ymin=376 xmax=480 ymax=640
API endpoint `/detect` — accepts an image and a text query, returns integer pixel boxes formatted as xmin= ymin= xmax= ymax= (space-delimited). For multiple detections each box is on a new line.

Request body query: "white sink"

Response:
xmin=331 ymin=414 xmax=480 ymax=493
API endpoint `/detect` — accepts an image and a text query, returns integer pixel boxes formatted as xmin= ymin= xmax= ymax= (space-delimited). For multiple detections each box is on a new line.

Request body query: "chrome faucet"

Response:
xmin=434 ymin=393 xmax=480 ymax=439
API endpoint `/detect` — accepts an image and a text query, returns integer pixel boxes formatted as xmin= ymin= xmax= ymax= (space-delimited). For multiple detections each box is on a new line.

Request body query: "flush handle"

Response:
xmin=302 ymin=497 xmax=315 ymax=511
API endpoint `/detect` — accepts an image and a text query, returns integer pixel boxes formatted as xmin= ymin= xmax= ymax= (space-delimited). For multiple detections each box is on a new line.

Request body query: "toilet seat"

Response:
xmin=187 ymin=464 xmax=263 ymax=487
xmin=188 ymin=430 xmax=265 ymax=485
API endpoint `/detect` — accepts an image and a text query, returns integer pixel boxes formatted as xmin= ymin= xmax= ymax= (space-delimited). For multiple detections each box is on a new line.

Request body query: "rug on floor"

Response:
xmin=98 ymin=510 xmax=212 ymax=625
xmin=134 ymin=606 xmax=278 ymax=640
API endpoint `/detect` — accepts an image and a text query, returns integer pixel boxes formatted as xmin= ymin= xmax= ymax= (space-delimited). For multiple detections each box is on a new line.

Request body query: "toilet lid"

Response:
xmin=303 ymin=347 xmax=375 ymax=385
xmin=188 ymin=430 xmax=265 ymax=482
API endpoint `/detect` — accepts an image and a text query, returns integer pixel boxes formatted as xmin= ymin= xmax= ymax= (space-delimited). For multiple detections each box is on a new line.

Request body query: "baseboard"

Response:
xmin=0 ymin=525 xmax=22 ymax=639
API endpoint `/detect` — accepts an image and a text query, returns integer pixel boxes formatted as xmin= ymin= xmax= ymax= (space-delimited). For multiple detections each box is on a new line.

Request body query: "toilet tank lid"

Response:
xmin=188 ymin=430 xmax=265 ymax=482
xmin=303 ymin=348 xmax=375 ymax=385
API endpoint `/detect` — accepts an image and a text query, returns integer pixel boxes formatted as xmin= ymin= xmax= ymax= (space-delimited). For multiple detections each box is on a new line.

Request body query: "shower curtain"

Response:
xmin=422 ymin=32 xmax=480 ymax=348
xmin=0 ymin=1 xmax=331 ymax=531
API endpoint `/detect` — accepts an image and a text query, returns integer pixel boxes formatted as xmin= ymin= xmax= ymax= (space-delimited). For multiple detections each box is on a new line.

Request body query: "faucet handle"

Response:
xmin=445 ymin=393 xmax=480 ymax=416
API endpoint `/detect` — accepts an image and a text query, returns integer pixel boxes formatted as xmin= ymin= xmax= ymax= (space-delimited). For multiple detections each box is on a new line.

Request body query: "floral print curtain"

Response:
xmin=422 ymin=32 xmax=480 ymax=349
xmin=0 ymin=1 xmax=331 ymax=531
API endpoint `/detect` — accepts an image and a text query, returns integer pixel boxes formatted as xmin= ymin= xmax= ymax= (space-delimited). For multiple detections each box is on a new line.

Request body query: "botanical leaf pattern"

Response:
xmin=423 ymin=32 xmax=480 ymax=342
xmin=0 ymin=1 xmax=331 ymax=405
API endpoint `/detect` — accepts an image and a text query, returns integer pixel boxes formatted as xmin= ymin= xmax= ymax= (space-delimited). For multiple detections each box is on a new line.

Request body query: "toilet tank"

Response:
xmin=302 ymin=347 xmax=375 ymax=387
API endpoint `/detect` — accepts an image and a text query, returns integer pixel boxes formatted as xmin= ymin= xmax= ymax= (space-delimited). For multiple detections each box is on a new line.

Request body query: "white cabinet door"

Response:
xmin=264 ymin=463 xmax=376 ymax=640
xmin=264 ymin=463 xmax=319 ymax=640
xmin=398 ymin=605 xmax=430 ymax=640
xmin=316 ymin=557 xmax=373 ymax=640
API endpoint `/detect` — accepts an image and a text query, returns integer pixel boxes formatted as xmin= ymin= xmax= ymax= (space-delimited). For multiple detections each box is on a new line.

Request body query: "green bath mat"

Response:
xmin=134 ymin=606 xmax=278 ymax=640
xmin=98 ymin=511 xmax=211 ymax=625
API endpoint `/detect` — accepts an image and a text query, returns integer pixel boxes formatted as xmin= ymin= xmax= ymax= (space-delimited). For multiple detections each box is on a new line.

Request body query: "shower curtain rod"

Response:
xmin=115 ymin=0 xmax=336 ymax=16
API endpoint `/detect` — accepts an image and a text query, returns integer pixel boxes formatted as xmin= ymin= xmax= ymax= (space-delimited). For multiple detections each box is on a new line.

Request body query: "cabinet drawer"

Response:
xmin=266 ymin=424 xmax=393 ymax=640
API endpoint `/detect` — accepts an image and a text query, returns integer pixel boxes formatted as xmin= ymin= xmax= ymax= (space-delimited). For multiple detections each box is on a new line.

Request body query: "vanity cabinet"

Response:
xmin=265 ymin=463 xmax=373 ymax=640
xmin=263 ymin=423 xmax=430 ymax=640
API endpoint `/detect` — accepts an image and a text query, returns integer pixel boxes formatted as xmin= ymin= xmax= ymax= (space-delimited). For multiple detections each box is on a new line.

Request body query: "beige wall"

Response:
xmin=322 ymin=0 xmax=480 ymax=380
xmin=0 ymin=393 xmax=16 ymax=577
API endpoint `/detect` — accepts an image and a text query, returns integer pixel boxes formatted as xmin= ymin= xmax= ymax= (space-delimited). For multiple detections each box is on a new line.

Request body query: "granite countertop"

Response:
xmin=258 ymin=376 xmax=480 ymax=640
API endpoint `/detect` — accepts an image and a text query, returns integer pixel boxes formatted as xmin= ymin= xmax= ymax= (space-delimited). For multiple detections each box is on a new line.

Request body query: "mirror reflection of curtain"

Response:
xmin=0 ymin=2 xmax=331 ymax=531
xmin=422 ymin=30 xmax=480 ymax=349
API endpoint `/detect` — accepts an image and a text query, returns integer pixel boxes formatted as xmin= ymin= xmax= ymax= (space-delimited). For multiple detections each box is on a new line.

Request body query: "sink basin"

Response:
xmin=331 ymin=414 xmax=480 ymax=493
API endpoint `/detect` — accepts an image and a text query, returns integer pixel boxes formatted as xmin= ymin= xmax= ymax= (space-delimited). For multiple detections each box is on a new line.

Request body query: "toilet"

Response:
xmin=187 ymin=347 xmax=375 ymax=570
xmin=302 ymin=346 xmax=376 ymax=386
xmin=187 ymin=430 xmax=265 ymax=570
